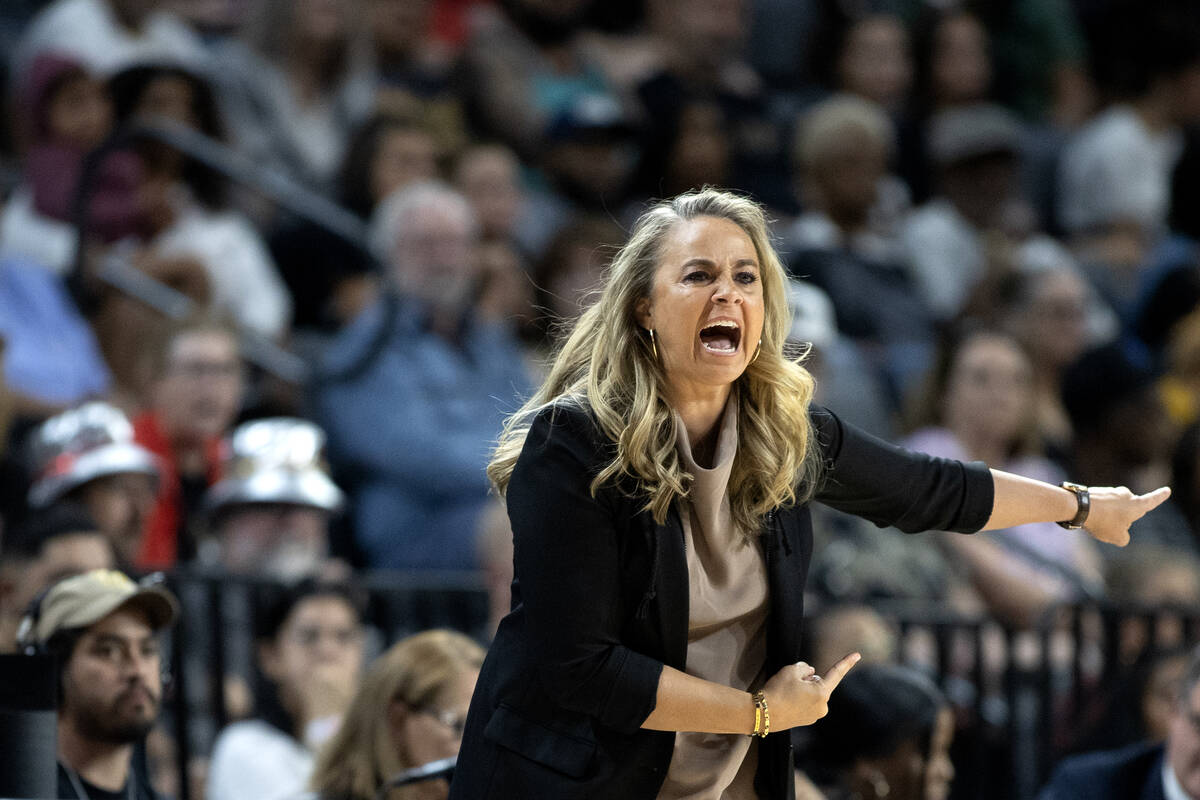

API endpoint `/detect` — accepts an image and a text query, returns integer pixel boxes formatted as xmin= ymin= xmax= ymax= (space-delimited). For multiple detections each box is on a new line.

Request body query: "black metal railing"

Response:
xmin=156 ymin=568 xmax=1200 ymax=800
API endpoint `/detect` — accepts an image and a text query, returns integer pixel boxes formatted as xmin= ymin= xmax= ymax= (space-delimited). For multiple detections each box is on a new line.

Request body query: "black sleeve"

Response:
xmin=505 ymin=404 xmax=663 ymax=733
xmin=811 ymin=405 xmax=994 ymax=533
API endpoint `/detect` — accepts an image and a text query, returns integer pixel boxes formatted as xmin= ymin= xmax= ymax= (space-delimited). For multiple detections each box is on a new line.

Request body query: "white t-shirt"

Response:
xmin=899 ymin=198 xmax=984 ymax=320
xmin=0 ymin=186 xmax=77 ymax=275
xmin=152 ymin=202 xmax=292 ymax=339
xmin=206 ymin=720 xmax=314 ymax=800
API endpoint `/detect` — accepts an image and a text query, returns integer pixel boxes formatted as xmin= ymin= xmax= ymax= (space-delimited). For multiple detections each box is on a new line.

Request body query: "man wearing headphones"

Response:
xmin=18 ymin=568 xmax=178 ymax=800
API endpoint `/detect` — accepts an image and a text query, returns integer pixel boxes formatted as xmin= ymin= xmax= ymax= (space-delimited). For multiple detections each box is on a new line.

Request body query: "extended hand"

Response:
xmin=761 ymin=652 xmax=861 ymax=730
xmin=1084 ymin=486 xmax=1171 ymax=546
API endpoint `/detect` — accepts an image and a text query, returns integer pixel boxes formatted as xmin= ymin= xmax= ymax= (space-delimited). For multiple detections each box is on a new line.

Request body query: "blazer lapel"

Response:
xmin=655 ymin=507 xmax=690 ymax=670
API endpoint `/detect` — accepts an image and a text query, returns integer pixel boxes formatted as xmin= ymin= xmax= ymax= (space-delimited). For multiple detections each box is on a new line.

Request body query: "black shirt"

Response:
xmin=56 ymin=763 xmax=161 ymax=800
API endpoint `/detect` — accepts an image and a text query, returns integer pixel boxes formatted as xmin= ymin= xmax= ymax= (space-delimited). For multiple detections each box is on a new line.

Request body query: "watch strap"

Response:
xmin=1058 ymin=482 xmax=1090 ymax=529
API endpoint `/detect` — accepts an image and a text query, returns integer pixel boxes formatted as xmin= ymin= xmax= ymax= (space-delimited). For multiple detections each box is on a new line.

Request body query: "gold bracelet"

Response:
xmin=752 ymin=690 xmax=769 ymax=738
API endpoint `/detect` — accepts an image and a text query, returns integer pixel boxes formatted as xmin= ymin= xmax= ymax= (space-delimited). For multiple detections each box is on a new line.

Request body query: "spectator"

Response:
xmin=88 ymin=247 xmax=213 ymax=410
xmin=529 ymin=214 xmax=625 ymax=350
xmin=786 ymin=93 xmax=932 ymax=402
xmin=787 ymin=94 xmax=910 ymax=266
xmin=1062 ymin=341 xmax=1188 ymax=555
xmin=996 ymin=264 xmax=1110 ymax=463
xmin=109 ymin=61 xmax=293 ymax=340
xmin=0 ymin=254 xmax=114 ymax=413
xmin=1072 ymin=645 xmax=1193 ymax=756
xmin=272 ymin=112 xmax=442 ymax=334
xmin=897 ymin=0 xmax=1093 ymax=126
xmin=339 ymin=114 xmax=442 ymax=221
xmin=16 ymin=568 xmax=179 ymax=800
xmin=905 ymin=327 xmax=1105 ymax=625
xmin=831 ymin=12 xmax=914 ymax=116
xmin=207 ymin=579 xmax=366 ymax=800
xmin=1105 ymin=544 xmax=1200 ymax=665
xmin=0 ymin=53 xmax=143 ymax=276
xmin=902 ymin=7 xmax=994 ymax=201
xmin=202 ymin=418 xmax=345 ymax=580
xmin=460 ymin=0 xmax=608 ymax=162
xmin=0 ymin=503 xmax=113 ymax=652
xmin=798 ymin=663 xmax=955 ymax=800
xmin=12 ymin=0 xmax=207 ymax=82
xmin=473 ymin=237 xmax=534 ymax=339
xmin=910 ymin=8 xmax=992 ymax=118
xmin=309 ymin=629 xmax=485 ymax=800
xmin=1062 ymin=341 xmax=1175 ymax=495
xmin=314 ymin=181 xmax=530 ymax=570
xmin=1058 ymin=2 xmax=1200 ymax=300
xmin=27 ymin=402 xmax=159 ymax=569
xmin=900 ymin=102 xmax=1054 ymax=321
xmin=535 ymin=92 xmax=640 ymax=222
xmin=785 ymin=278 xmax=894 ymax=439
xmin=369 ymin=0 xmax=468 ymax=157
xmin=624 ymin=0 xmax=788 ymax=206
xmin=1039 ymin=644 xmax=1200 ymax=800
xmin=805 ymin=605 xmax=898 ymax=675
xmin=452 ymin=143 xmax=525 ymax=252
xmin=132 ymin=316 xmax=243 ymax=569
xmin=215 ymin=0 xmax=376 ymax=191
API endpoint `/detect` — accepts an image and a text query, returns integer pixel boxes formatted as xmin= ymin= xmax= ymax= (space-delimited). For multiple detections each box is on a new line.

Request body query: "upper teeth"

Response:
xmin=706 ymin=321 xmax=738 ymax=330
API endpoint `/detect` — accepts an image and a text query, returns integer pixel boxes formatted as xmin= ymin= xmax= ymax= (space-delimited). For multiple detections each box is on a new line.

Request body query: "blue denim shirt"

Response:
xmin=314 ymin=294 xmax=531 ymax=569
xmin=0 ymin=256 xmax=111 ymax=405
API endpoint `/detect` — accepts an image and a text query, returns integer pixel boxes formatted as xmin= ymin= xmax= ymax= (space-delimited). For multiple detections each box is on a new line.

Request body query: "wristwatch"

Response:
xmin=1058 ymin=482 xmax=1090 ymax=529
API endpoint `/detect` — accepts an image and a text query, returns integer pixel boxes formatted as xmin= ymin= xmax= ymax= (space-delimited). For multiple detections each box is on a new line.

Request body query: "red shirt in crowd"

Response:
xmin=132 ymin=411 xmax=225 ymax=569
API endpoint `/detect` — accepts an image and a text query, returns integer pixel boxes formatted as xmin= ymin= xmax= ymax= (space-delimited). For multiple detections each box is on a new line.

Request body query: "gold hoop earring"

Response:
xmin=648 ymin=328 xmax=659 ymax=360
xmin=749 ymin=337 xmax=762 ymax=364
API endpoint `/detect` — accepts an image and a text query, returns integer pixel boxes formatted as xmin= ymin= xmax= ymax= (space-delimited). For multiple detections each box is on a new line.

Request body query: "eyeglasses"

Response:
xmin=287 ymin=625 xmax=361 ymax=649
xmin=169 ymin=359 xmax=243 ymax=380
xmin=418 ymin=706 xmax=468 ymax=738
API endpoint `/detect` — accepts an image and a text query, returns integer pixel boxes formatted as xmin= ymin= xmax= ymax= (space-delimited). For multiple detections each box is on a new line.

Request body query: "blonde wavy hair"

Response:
xmin=309 ymin=629 xmax=485 ymax=800
xmin=488 ymin=188 xmax=822 ymax=532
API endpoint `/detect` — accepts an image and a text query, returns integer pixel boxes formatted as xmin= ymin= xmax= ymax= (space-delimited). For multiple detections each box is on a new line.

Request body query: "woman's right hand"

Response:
xmin=761 ymin=652 xmax=861 ymax=730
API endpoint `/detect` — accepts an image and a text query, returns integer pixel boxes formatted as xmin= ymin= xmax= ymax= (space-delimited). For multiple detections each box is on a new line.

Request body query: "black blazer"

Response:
xmin=1038 ymin=742 xmax=1167 ymax=800
xmin=449 ymin=401 xmax=994 ymax=800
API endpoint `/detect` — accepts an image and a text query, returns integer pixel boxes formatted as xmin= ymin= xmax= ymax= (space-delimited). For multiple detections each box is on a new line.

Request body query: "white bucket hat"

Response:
xmin=28 ymin=402 xmax=159 ymax=508
xmin=205 ymin=418 xmax=343 ymax=514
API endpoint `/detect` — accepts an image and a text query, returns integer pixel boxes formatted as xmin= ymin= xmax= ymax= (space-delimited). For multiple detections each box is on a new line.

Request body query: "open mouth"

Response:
xmin=699 ymin=320 xmax=741 ymax=354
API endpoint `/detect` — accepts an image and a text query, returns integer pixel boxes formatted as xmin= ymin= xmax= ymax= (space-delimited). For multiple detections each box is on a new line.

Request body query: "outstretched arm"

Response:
xmin=984 ymin=470 xmax=1171 ymax=547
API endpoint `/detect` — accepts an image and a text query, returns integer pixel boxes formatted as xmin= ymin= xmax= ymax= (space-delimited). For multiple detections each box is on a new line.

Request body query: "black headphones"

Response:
xmin=15 ymin=582 xmax=55 ymax=657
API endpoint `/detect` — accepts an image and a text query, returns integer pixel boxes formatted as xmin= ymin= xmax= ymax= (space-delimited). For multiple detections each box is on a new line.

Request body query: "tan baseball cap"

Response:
xmin=21 ymin=569 xmax=179 ymax=648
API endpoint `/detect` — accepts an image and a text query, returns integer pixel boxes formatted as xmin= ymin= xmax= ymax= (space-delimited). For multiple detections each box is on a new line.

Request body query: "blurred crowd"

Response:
xmin=4 ymin=0 xmax=1200 ymax=799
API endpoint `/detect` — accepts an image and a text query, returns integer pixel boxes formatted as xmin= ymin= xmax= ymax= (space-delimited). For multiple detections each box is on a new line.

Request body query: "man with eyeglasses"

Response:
xmin=314 ymin=181 xmax=531 ymax=573
xmin=132 ymin=316 xmax=245 ymax=570
xmin=17 ymin=568 xmax=179 ymax=800
xmin=203 ymin=417 xmax=346 ymax=581
xmin=1040 ymin=645 xmax=1200 ymax=799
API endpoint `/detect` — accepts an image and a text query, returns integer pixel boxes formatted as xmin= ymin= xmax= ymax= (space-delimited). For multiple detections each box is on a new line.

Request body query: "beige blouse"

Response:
xmin=657 ymin=399 xmax=769 ymax=800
